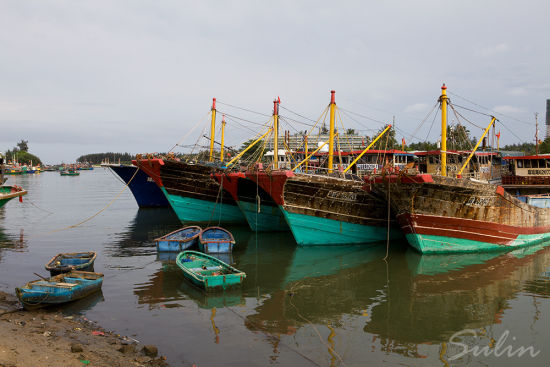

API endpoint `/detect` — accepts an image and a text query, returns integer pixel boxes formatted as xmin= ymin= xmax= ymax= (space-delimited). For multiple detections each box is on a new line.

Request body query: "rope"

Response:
xmin=168 ymin=111 xmax=211 ymax=153
xmin=31 ymin=167 xmax=140 ymax=238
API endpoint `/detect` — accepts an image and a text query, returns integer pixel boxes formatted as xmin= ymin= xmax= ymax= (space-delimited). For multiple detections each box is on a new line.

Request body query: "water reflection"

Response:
xmin=365 ymin=243 xmax=550 ymax=348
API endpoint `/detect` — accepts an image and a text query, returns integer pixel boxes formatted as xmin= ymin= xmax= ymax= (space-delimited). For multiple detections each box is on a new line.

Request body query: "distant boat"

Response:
xmin=0 ymin=185 xmax=27 ymax=209
xmin=199 ymin=227 xmax=235 ymax=254
xmin=60 ymin=169 xmax=79 ymax=176
xmin=176 ymin=251 xmax=245 ymax=291
xmin=104 ymin=163 xmax=170 ymax=208
xmin=45 ymin=252 xmax=97 ymax=276
xmin=15 ymin=271 xmax=104 ymax=310
xmin=154 ymin=226 xmax=202 ymax=252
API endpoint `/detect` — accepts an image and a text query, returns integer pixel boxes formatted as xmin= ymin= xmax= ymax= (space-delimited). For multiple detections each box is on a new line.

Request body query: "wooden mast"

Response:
xmin=328 ymin=90 xmax=336 ymax=173
xmin=209 ymin=98 xmax=216 ymax=162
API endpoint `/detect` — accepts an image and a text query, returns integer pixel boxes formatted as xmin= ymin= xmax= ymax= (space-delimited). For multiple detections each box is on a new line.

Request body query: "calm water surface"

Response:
xmin=1 ymin=170 xmax=549 ymax=366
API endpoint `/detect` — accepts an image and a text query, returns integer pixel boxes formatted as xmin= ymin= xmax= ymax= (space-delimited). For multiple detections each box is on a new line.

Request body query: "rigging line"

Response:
xmin=168 ymin=111 xmax=211 ymax=153
xmin=408 ymin=102 xmax=440 ymax=141
xmin=448 ymin=104 xmax=486 ymax=130
xmin=279 ymin=105 xmax=318 ymax=123
xmin=338 ymin=109 xmax=378 ymax=133
xmin=338 ymin=107 xmax=388 ymax=125
xmin=448 ymin=91 xmax=532 ymax=125
xmin=424 ymin=106 xmax=440 ymax=143
xmin=279 ymin=114 xmax=317 ymax=127
xmin=498 ymin=119 xmax=524 ymax=142
xmin=216 ymin=100 xmax=272 ymax=118
xmin=336 ymin=107 xmax=354 ymax=151
xmin=448 ymin=102 xmax=493 ymax=119
xmin=219 ymin=111 xmax=271 ymax=127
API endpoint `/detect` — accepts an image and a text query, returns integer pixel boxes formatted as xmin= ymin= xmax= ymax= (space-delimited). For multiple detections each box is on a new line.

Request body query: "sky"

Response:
xmin=1 ymin=0 xmax=549 ymax=163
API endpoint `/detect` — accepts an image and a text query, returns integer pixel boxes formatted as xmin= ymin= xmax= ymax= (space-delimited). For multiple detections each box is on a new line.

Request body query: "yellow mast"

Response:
xmin=220 ymin=114 xmax=226 ymax=163
xmin=304 ymin=135 xmax=308 ymax=173
xmin=440 ymin=84 xmax=448 ymax=177
xmin=343 ymin=124 xmax=392 ymax=173
xmin=328 ymin=90 xmax=336 ymax=173
xmin=209 ymin=98 xmax=217 ymax=162
xmin=273 ymin=98 xmax=279 ymax=170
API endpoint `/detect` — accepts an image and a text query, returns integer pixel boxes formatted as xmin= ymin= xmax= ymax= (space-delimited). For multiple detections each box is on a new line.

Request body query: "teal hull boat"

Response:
xmin=281 ymin=208 xmax=403 ymax=246
xmin=199 ymin=227 xmax=235 ymax=253
xmin=176 ymin=251 xmax=245 ymax=291
xmin=237 ymin=200 xmax=289 ymax=232
xmin=45 ymin=252 xmax=97 ymax=276
xmin=15 ymin=271 xmax=104 ymax=310
xmin=162 ymin=188 xmax=244 ymax=223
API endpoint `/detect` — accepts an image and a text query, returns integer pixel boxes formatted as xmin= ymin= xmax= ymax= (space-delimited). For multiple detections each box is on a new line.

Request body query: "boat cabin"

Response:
xmin=414 ymin=150 xmax=502 ymax=181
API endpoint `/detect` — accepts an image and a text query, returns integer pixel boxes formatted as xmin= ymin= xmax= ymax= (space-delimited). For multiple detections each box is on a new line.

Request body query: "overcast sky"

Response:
xmin=1 ymin=0 xmax=549 ymax=163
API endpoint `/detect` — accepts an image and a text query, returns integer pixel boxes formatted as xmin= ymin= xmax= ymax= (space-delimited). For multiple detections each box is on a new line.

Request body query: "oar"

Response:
xmin=33 ymin=272 xmax=50 ymax=281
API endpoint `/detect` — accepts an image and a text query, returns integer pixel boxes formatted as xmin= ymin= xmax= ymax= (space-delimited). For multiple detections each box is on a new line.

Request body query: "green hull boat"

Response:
xmin=176 ymin=251 xmax=245 ymax=291
xmin=0 ymin=185 xmax=27 ymax=208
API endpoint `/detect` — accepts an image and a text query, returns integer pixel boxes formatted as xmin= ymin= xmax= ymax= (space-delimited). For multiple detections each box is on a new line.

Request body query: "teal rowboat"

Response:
xmin=176 ymin=251 xmax=245 ymax=291
xmin=0 ymin=185 xmax=27 ymax=209
xmin=60 ymin=170 xmax=80 ymax=176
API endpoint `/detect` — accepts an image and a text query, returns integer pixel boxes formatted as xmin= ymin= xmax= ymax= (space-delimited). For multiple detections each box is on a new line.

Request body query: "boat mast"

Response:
xmin=209 ymin=98 xmax=217 ymax=162
xmin=273 ymin=98 xmax=279 ymax=170
xmin=304 ymin=135 xmax=308 ymax=173
xmin=328 ymin=90 xmax=336 ymax=173
xmin=220 ymin=114 xmax=226 ymax=163
xmin=440 ymin=84 xmax=448 ymax=177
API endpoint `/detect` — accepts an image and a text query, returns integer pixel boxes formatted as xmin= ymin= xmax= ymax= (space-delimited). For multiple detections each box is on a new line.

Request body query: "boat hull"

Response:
xmin=45 ymin=252 xmax=97 ymax=276
xmin=107 ymin=165 xmax=170 ymax=208
xmin=0 ymin=186 xmax=27 ymax=209
xmin=237 ymin=200 xmax=289 ymax=232
xmin=281 ymin=208 xmax=402 ymax=246
xmin=373 ymin=174 xmax=550 ymax=254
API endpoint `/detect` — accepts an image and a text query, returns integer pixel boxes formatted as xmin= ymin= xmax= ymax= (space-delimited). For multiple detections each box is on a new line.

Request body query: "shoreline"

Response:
xmin=0 ymin=291 xmax=169 ymax=367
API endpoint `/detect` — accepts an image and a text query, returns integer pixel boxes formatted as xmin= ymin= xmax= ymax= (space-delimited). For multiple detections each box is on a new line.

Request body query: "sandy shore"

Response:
xmin=0 ymin=291 xmax=169 ymax=367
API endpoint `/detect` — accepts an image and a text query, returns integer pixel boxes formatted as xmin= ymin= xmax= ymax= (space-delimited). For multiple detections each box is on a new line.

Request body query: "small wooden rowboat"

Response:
xmin=176 ymin=251 xmax=245 ymax=291
xmin=15 ymin=271 xmax=104 ymax=310
xmin=199 ymin=227 xmax=235 ymax=254
xmin=45 ymin=252 xmax=97 ymax=276
xmin=154 ymin=226 xmax=202 ymax=252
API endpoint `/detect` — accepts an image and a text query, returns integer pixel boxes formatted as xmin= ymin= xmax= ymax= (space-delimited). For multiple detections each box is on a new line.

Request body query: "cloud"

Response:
xmin=404 ymin=103 xmax=430 ymax=114
xmin=506 ymin=87 xmax=528 ymax=96
xmin=492 ymin=105 xmax=523 ymax=115
xmin=478 ymin=43 xmax=510 ymax=57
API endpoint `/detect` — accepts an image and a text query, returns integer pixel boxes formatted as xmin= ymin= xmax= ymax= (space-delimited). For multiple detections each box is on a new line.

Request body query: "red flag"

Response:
xmin=496 ymin=131 xmax=501 ymax=139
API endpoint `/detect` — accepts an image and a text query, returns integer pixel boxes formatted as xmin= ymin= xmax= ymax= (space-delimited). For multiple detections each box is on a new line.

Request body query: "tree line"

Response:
xmin=3 ymin=139 xmax=42 ymax=165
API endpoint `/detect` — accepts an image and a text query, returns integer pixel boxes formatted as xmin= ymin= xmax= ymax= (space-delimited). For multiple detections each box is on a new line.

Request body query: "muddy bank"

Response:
xmin=0 ymin=291 xmax=169 ymax=367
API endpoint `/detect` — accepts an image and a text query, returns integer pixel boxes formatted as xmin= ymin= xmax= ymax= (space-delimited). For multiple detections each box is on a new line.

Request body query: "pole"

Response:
xmin=458 ymin=117 xmax=497 ymax=176
xmin=328 ymin=90 xmax=336 ymax=173
xmin=535 ymin=112 xmax=539 ymax=155
xmin=440 ymin=84 xmax=448 ymax=176
xmin=209 ymin=98 xmax=217 ymax=162
xmin=304 ymin=135 xmax=308 ymax=173
xmin=220 ymin=114 xmax=226 ymax=162
xmin=273 ymin=98 xmax=279 ymax=170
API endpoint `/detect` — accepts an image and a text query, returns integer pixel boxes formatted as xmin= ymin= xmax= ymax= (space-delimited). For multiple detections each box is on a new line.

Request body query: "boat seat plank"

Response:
xmin=54 ymin=282 xmax=78 ymax=287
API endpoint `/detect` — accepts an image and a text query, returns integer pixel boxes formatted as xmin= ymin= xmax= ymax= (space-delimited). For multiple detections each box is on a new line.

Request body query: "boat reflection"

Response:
xmin=59 ymin=290 xmax=105 ymax=314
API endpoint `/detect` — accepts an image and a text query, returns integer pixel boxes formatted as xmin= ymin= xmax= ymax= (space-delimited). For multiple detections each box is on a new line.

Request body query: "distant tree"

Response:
xmin=370 ymin=126 xmax=398 ymax=149
xmin=320 ymin=123 xmax=329 ymax=134
xmin=407 ymin=141 xmax=438 ymax=151
xmin=345 ymin=128 xmax=356 ymax=135
xmin=447 ymin=124 xmax=476 ymax=150
xmin=5 ymin=150 xmax=42 ymax=165
xmin=16 ymin=139 xmax=29 ymax=152
xmin=501 ymin=142 xmax=536 ymax=155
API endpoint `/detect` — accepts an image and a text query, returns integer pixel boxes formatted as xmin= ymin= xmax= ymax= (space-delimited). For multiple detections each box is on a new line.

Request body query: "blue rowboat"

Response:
xmin=176 ymin=251 xmax=245 ymax=291
xmin=45 ymin=252 xmax=97 ymax=276
xmin=15 ymin=271 xmax=104 ymax=310
xmin=199 ymin=227 xmax=235 ymax=254
xmin=154 ymin=226 xmax=202 ymax=252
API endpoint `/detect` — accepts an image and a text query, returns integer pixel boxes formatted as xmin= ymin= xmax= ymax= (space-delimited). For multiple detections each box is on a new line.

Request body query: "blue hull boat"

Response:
xmin=106 ymin=164 xmax=170 ymax=208
xmin=155 ymin=226 xmax=202 ymax=252
xmin=199 ymin=227 xmax=235 ymax=254
xmin=45 ymin=252 xmax=97 ymax=276
xmin=15 ymin=271 xmax=104 ymax=310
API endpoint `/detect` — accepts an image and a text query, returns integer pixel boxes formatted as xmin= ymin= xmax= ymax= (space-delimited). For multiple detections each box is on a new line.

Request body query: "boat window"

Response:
xmin=517 ymin=160 xmax=523 ymax=168
xmin=524 ymin=160 xmax=532 ymax=168
xmin=539 ymin=159 xmax=546 ymax=168
xmin=545 ymin=159 xmax=550 ymax=168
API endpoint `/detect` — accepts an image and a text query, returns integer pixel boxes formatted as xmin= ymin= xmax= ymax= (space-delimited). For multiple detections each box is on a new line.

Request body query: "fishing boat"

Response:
xmin=501 ymin=154 xmax=550 ymax=207
xmin=370 ymin=84 xmax=550 ymax=254
xmin=176 ymin=250 xmax=245 ymax=291
xmin=0 ymin=185 xmax=27 ymax=209
xmin=45 ymin=252 xmax=97 ymax=276
xmin=104 ymin=163 xmax=170 ymax=208
xmin=60 ymin=169 xmax=79 ymax=176
xmin=154 ymin=225 xmax=202 ymax=252
xmin=219 ymin=92 xmax=406 ymax=245
xmin=15 ymin=271 xmax=104 ymax=310
xmin=199 ymin=227 xmax=235 ymax=253
xmin=133 ymin=99 xmax=246 ymax=224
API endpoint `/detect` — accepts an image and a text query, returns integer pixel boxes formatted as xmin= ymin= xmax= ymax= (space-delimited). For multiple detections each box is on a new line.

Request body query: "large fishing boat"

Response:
xmin=370 ymin=84 xmax=550 ymax=254
xmin=219 ymin=92 xmax=407 ymax=244
xmin=104 ymin=163 xmax=170 ymax=208
xmin=501 ymin=154 xmax=550 ymax=207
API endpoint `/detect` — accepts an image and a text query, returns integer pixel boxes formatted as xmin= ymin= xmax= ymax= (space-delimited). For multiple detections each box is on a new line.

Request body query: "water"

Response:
xmin=1 ymin=169 xmax=550 ymax=366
